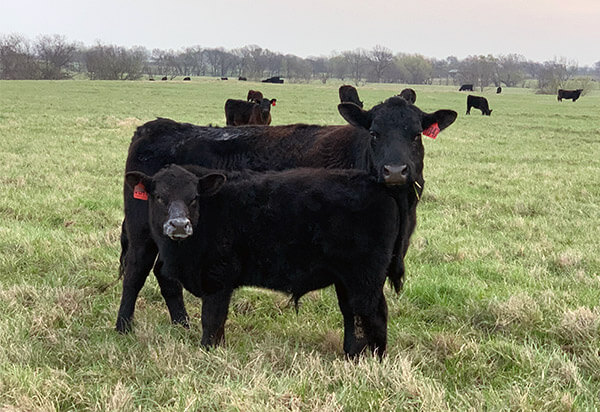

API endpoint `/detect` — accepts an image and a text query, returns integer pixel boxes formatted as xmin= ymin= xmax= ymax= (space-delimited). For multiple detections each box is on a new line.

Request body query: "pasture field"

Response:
xmin=0 ymin=79 xmax=599 ymax=411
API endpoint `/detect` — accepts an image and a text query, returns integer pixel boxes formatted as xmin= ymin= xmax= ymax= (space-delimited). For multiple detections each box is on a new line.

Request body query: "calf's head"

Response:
xmin=338 ymin=96 xmax=457 ymax=186
xmin=125 ymin=165 xmax=226 ymax=241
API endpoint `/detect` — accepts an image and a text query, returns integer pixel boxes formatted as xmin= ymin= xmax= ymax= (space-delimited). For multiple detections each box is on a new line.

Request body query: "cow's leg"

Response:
xmin=200 ymin=289 xmax=233 ymax=347
xmin=335 ymin=283 xmax=370 ymax=359
xmin=466 ymin=107 xmax=470 ymax=115
xmin=153 ymin=259 xmax=189 ymax=328
xmin=115 ymin=238 xmax=158 ymax=333
xmin=361 ymin=291 xmax=388 ymax=359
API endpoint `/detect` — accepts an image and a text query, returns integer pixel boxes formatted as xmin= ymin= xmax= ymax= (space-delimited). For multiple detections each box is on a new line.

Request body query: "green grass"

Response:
xmin=1 ymin=79 xmax=599 ymax=411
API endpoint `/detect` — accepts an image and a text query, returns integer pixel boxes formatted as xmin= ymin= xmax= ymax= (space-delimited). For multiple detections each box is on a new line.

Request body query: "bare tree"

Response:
xmin=460 ymin=55 xmax=497 ymax=91
xmin=35 ymin=34 xmax=76 ymax=79
xmin=85 ymin=43 xmax=146 ymax=80
xmin=495 ymin=54 xmax=526 ymax=87
xmin=368 ymin=45 xmax=394 ymax=83
xmin=535 ymin=58 xmax=577 ymax=94
xmin=0 ymin=34 xmax=40 ymax=79
xmin=343 ymin=48 xmax=368 ymax=85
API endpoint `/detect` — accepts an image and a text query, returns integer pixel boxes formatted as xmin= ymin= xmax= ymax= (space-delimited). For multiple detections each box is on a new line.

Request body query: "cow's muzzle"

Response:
xmin=163 ymin=218 xmax=193 ymax=240
xmin=383 ymin=165 xmax=409 ymax=186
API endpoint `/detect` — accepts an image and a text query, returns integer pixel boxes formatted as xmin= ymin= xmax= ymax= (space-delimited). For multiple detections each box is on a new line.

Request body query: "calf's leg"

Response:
xmin=153 ymin=259 xmax=189 ymax=328
xmin=201 ymin=289 xmax=233 ymax=347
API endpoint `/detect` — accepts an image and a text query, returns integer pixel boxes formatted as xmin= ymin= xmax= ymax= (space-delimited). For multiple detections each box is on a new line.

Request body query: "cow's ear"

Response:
xmin=125 ymin=171 xmax=154 ymax=193
xmin=338 ymin=103 xmax=372 ymax=129
xmin=197 ymin=173 xmax=226 ymax=197
xmin=422 ymin=109 xmax=457 ymax=131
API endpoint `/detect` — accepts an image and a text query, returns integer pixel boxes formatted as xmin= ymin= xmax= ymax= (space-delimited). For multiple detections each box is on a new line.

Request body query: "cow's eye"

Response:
xmin=369 ymin=130 xmax=379 ymax=140
xmin=189 ymin=198 xmax=197 ymax=207
xmin=414 ymin=133 xmax=422 ymax=141
xmin=155 ymin=195 xmax=165 ymax=204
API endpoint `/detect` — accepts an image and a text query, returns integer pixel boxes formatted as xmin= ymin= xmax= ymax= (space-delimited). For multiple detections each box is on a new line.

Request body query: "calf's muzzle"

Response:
xmin=163 ymin=217 xmax=193 ymax=239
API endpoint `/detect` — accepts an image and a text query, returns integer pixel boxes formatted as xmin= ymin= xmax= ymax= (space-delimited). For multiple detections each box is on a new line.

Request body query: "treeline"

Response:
xmin=1 ymin=34 xmax=598 ymax=94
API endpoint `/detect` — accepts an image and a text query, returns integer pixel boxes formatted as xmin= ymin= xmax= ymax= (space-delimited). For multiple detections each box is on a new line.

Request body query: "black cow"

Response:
xmin=339 ymin=85 xmax=363 ymax=108
xmin=116 ymin=97 xmax=457 ymax=333
xmin=161 ymin=76 xmax=168 ymax=81
xmin=496 ymin=86 xmax=502 ymax=94
xmin=183 ymin=77 xmax=191 ymax=81
xmin=126 ymin=164 xmax=406 ymax=357
xmin=399 ymin=88 xmax=417 ymax=104
xmin=246 ymin=90 xmax=263 ymax=103
xmin=238 ymin=76 xmax=247 ymax=81
xmin=224 ymin=98 xmax=276 ymax=126
xmin=459 ymin=84 xmax=474 ymax=91
xmin=220 ymin=77 xmax=228 ymax=80
xmin=262 ymin=76 xmax=284 ymax=84
xmin=466 ymin=95 xmax=492 ymax=115
xmin=149 ymin=78 xmax=155 ymax=81
xmin=557 ymin=89 xmax=583 ymax=102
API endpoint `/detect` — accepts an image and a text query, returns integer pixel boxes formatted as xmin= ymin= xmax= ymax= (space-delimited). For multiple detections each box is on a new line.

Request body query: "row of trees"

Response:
xmin=1 ymin=33 xmax=598 ymax=94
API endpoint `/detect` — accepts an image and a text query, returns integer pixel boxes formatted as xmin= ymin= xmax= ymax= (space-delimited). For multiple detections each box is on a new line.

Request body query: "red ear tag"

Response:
xmin=272 ymin=101 xmax=276 ymax=106
xmin=133 ymin=183 xmax=148 ymax=200
xmin=423 ymin=122 xmax=440 ymax=139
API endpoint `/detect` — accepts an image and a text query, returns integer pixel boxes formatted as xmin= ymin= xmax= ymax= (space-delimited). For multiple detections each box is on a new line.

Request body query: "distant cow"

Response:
xmin=183 ymin=77 xmax=191 ymax=81
xmin=557 ymin=89 xmax=583 ymax=102
xmin=496 ymin=86 xmax=502 ymax=94
xmin=399 ymin=88 xmax=417 ymax=104
xmin=225 ymin=98 xmax=276 ymax=126
xmin=220 ymin=77 xmax=228 ymax=81
xmin=116 ymin=97 xmax=458 ymax=333
xmin=238 ymin=76 xmax=247 ymax=81
xmin=338 ymin=85 xmax=364 ymax=108
xmin=161 ymin=76 xmax=168 ymax=81
xmin=126 ymin=164 xmax=405 ymax=358
xmin=466 ymin=95 xmax=492 ymax=115
xmin=459 ymin=84 xmax=474 ymax=91
xmin=246 ymin=90 xmax=263 ymax=103
xmin=149 ymin=78 xmax=155 ymax=81
xmin=262 ymin=76 xmax=284 ymax=84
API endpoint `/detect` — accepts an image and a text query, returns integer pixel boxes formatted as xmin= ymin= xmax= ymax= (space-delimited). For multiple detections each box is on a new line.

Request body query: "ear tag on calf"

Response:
xmin=423 ymin=122 xmax=440 ymax=139
xmin=133 ymin=183 xmax=148 ymax=201
xmin=272 ymin=101 xmax=276 ymax=106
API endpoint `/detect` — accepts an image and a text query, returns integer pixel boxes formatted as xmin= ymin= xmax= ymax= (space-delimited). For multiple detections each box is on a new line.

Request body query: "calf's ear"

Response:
xmin=125 ymin=172 xmax=154 ymax=193
xmin=422 ymin=109 xmax=457 ymax=131
xmin=197 ymin=173 xmax=227 ymax=197
xmin=338 ymin=103 xmax=372 ymax=130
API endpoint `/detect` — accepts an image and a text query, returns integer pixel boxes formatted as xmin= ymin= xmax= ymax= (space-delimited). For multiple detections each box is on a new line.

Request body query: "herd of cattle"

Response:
xmin=116 ymin=81 xmax=583 ymax=358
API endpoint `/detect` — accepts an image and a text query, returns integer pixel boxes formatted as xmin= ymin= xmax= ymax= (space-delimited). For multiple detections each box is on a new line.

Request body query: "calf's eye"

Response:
xmin=369 ymin=130 xmax=379 ymax=140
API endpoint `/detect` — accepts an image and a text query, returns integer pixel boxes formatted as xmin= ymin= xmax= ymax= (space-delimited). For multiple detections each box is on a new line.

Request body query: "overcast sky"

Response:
xmin=2 ymin=0 xmax=599 ymax=66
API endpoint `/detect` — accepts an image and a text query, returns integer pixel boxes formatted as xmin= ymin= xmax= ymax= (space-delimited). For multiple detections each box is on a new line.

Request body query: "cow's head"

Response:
xmin=338 ymin=96 xmax=457 ymax=187
xmin=125 ymin=165 xmax=225 ymax=241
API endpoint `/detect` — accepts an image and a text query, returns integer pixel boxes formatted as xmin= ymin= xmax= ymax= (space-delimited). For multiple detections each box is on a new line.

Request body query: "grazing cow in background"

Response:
xmin=224 ymin=98 xmax=277 ymax=126
xmin=246 ymin=90 xmax=263 ymax=103
xmin=161 ymin=76 xmax=167 ymax=81
xmin=149 ymin=78 xmax=155 ymax=81
xmin=339 ymin=85 xmax=364 ymax=108
xmin=126 ymin=164 xmax=406 ymax=358
xmin=262 ymin=76 xmax=284 ymax=83
xmin=557 ymin=89 xmax=583 ymax=102
xmin=399 ymin=88 xmax=417 ymax=104
xmin=116 ymin=97 xmax=458 ymax=333
xmin=466 ymin=95 xmax=492 ymax=115
xmin=183 ymin=77 xmax=191 ymax=81
xmin=238 ymin=76 xmax=247 ymax=81
xmin=459 ymin=84 xmax=474 ymax=91
xmin=496 ymin=86 xmax=502 ymax=94
xmin=220 ymin=77 xmax=228 ymax=80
